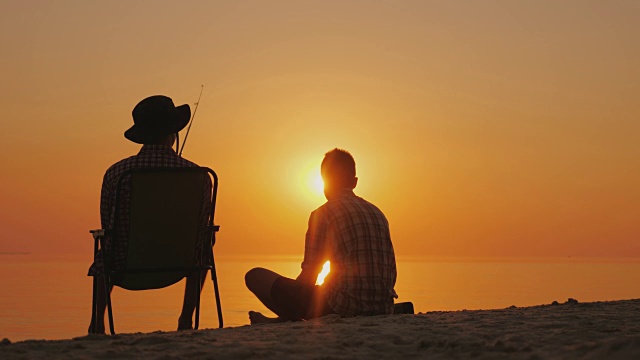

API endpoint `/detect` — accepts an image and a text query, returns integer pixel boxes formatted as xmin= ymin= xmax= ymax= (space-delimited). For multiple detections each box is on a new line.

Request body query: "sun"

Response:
xmin=291 ymin=159 xmax=326 ymax=207
xmin=312 ymin=173 xmax=324 ymax=195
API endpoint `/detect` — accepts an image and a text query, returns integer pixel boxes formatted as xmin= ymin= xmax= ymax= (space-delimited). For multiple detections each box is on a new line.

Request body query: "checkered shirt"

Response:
xmin=88 ymin=145 xmax=212 ymax=276
xmin=301 ymin=190 xmax=398 ymax=316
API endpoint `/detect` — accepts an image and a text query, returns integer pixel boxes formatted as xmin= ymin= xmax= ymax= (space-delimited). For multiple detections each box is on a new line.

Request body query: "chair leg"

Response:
xmin=194 ymin=271 xmax=202 ymax=330
xmin=91 ymin=277 xmax=98 ymax=334
xmin=91 ymin=235 xmax=99 ymax=334
xmin=210 ymin=251 xmax=223 ymax=328
xmin=104 ymin=275 xmax=116 ymax=335
xmin=98 ymin=236 xmax=116 ymax=335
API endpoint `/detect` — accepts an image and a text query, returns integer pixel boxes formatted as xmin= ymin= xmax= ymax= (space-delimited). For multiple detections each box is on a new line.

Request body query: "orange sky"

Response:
xmin=0 ymin=1 xmax=638 ymax=259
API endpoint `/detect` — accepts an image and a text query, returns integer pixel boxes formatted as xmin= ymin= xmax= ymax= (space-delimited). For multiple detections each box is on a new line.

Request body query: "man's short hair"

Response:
xmin=321 ymin=148 xmax=356 ymax=185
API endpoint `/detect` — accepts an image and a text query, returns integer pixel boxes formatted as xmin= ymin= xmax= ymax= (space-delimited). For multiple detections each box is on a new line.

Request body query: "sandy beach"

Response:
xmin=2 ymin=299 xmax=639 ymax=359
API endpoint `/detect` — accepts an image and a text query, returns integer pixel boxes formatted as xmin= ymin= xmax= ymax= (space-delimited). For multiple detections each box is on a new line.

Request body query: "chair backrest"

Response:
xmin=112 ymin=167 xmax=216 ymax=290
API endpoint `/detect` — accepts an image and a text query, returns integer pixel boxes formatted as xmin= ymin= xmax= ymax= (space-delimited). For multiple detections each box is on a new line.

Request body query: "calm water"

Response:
xmin=1 ymin=254 xmax=639 ymax=342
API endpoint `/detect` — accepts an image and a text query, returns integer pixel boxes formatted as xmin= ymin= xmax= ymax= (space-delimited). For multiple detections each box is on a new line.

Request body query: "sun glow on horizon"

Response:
xmin=315 ymin=261 xmax=331 ymax=285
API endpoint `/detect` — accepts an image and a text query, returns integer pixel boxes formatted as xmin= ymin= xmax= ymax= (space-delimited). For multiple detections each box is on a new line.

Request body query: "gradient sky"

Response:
xmin=0 ymin=0 xmax=638 ymax=259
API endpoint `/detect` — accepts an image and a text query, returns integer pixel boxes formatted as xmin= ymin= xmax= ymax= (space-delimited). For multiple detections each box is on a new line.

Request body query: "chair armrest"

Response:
xmin=206 ymin=225 xmax=220 ymax=247
xmin=89 ymin=229 xmax=106 ymax=259
xmin=90 ymin=229 xmax=106 ymax=240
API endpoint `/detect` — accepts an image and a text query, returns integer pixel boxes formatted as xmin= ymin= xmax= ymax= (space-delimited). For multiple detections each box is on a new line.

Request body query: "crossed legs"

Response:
xmin=245 ymin=267 xmax=335 ymax=324
xmin=244 ymin=267 xmax=288 ymax=324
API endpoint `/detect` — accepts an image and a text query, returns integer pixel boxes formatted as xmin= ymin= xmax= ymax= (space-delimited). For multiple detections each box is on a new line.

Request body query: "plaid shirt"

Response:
xmin=88 ymin=145 xmax=211 ymax=276
xmin=301 ymin=190 xmax=397 ymax=316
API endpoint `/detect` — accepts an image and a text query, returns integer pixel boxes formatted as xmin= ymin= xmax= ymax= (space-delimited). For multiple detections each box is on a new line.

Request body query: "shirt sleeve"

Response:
xmin=198 ymin=175 xmax=213 ymax=251
xmin=201 ymin=175 xmax=213 ymax=227
xmin=99 ymin=170 xmax=113 ymax=229
xmin=299 ymin=207 xmax=329 ymax=284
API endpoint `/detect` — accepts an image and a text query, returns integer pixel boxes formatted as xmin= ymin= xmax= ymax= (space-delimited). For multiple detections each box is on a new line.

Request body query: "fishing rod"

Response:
xmin=179 ymin=84 xmax=204 ymax=157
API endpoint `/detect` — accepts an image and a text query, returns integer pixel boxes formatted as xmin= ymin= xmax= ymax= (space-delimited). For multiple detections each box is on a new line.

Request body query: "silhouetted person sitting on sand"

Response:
xmin=245 ymin=149 xmax=397 ymax=324
xmin=87 ymin=95 xmax=212 ymax=334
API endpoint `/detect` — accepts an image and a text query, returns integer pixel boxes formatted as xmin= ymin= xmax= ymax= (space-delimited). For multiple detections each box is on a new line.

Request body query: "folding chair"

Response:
xmin=90 ymin=167 xmax=222 ymax=335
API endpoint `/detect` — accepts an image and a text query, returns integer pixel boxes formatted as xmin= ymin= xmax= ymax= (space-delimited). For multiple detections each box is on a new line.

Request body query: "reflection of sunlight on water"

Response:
xmin=316 ymin=261 xmax=330 ymax=285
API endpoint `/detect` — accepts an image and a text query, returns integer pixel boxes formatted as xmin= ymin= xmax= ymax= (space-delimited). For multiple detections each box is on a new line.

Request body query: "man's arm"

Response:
xmin=297 ymin=262 xmax=323 ymax=285
xmin=200 ymin=176 xmax=213 ymax=234
xmin=99 ymin=170 xmax=113 ymax=229
xmin=297 ymin=208 xmax=328 ymax=285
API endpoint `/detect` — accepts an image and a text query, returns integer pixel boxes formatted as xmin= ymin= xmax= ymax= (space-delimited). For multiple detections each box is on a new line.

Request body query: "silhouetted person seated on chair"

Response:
xmin=87 ymin=95 xmax=212 ymax=334
xmin=245 ymin=149 xmax=397 ymax=323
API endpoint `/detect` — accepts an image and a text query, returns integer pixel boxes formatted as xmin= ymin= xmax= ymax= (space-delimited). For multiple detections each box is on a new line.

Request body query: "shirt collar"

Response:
xmin=338 ymin=189 xmax=355 ymax=196
xmin=138 ymin=145 xmax=177 ymax=155
xmin=332 ymin=189 xmax=356 ymax=199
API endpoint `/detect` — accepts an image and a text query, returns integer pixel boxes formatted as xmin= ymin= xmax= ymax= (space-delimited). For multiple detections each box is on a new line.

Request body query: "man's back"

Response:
xmin=304 ymin=190 xmax=397 ymax=316
xmin=89 ymin=144 xmax=210 ymax=275
xmin=100 ymin=145 xmax=201 ymax=229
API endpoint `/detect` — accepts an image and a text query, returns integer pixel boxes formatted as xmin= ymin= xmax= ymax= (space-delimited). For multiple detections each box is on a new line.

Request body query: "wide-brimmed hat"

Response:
xmin=124 ymin=95 xmax=191 ymax=144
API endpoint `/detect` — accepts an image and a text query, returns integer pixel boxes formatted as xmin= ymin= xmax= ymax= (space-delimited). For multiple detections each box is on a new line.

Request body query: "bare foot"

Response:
xmin=248 ymin=311 xmax=285 ymax=325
